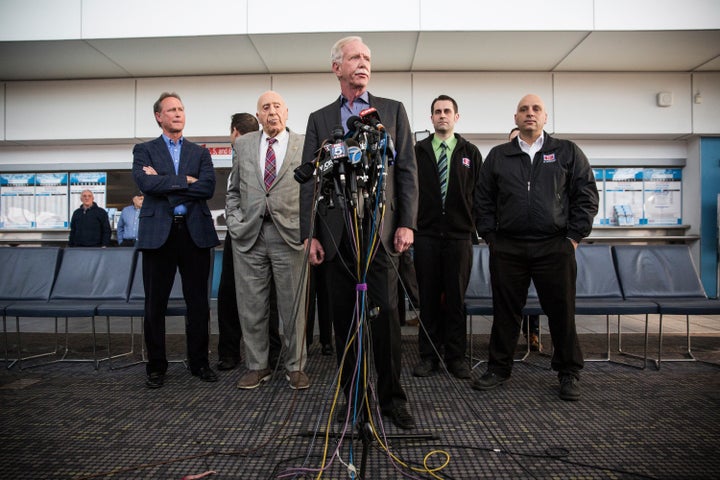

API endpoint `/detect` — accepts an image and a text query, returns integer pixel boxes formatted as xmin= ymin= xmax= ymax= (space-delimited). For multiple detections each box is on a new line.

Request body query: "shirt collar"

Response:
xmin=261 ymin=128 xmax=289 ymax=145
xmin=161 ymin=134 xmax=183 ymax=148
xmin=518 ymin=132 xmax=544 ymax=151
xmin=431 ymin=134 xmax=458 ymax=153
xmin=340 ymin=91 xmax=370 ymax=111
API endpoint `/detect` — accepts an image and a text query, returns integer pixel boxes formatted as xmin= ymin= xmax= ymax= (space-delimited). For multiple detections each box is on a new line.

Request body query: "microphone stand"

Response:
xmin=349 ymin=138 xmax=436 ymax=480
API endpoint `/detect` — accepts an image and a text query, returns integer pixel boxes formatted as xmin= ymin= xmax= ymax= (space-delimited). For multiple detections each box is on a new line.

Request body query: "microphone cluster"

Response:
xmin=294 ymin=108 xmax=395 ymax=214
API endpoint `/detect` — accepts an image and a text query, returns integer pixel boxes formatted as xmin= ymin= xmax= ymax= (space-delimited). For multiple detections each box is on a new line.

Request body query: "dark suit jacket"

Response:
xmin=132 ymin=136 xmax=220 ymax=250
xmin=299 ymin=93 xmax=418 ymax=261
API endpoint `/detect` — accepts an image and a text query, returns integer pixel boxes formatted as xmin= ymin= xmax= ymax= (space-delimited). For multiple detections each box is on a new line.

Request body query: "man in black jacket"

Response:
xmin=472 ymin=94 xmax=598 ymax=401
xmin=68 ymin=190 xmax=111 ymax=247
xmin=412 ymin=95 xmax=482 ymax=380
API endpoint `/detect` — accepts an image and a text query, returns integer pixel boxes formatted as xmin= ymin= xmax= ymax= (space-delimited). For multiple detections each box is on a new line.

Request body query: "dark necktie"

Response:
xmin=438 ymin=141 xmax=449 ymax=203
xmin=264 ymin=137 xmax=277 ymax=190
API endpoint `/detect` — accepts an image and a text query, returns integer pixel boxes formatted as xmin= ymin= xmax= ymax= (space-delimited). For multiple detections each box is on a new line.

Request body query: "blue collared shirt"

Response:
xmin=116 ymin=205 xmax=140 ymax=243
xmin=340 ymin=92 xmax=370 ymax=134
xmin=162 ymin=134 xmax=187 ymax=215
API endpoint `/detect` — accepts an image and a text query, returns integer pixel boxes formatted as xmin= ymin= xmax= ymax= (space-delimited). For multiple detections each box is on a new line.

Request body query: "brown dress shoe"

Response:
xmin=236 ymin=368 xmax=272 ymax=389
xmin=286 ymin=371 xmax=310 ymax=390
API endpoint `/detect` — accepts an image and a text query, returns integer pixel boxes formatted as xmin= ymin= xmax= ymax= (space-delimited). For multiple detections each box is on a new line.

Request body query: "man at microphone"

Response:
xmin=299 ymin=36 xmax=419 ymax=429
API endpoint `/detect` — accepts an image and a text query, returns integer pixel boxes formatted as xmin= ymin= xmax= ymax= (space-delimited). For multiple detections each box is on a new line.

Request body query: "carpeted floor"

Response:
xmin=1 ymin=332 xmax=719 ymax=479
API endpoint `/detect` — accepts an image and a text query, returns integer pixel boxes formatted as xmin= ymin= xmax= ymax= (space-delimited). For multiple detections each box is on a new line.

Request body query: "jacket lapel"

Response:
xmin=274 ymin=130 xmax=301 ymax=183
xmin=151 ymin=136 xmax=178 ymax=175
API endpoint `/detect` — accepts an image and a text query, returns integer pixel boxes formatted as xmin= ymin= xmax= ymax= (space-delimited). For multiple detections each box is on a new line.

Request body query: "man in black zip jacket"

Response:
xmin=68 ymin=189 xmax=111 ymax=247
xmin=412 ymin=95 xmax=482 ymax=380
xmin=472 ymin=94 xmax=598 ymax=401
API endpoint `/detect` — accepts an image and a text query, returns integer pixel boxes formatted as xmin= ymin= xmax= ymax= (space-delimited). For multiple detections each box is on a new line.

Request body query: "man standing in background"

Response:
xmin=133 ymin=92 xmax=220 ymax=389
xmin=116 ymin=192 xmax=143 ymax=247
xmin=411 ymin=94 xmax=482 ymax=380
xmin=216 ymin=112 xmax=283 ymax=371
xmin=68 ymin=189 xmax=111 ymax=247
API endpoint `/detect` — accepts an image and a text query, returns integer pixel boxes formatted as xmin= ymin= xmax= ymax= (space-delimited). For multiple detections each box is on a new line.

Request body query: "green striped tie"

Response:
xmin=438 ymin=141 xmax=449 ymax=204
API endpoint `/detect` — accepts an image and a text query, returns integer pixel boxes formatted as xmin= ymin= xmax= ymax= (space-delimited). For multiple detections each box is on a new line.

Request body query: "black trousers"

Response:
xmin=326 ymin=241 xmax=407 ymax=413
xmin=397 ymin=249 xmax=420 ymax=324
xmin=216 ymin=234 xmax=282 ymax=363
xmin=142 ymin=221 xmax=211 ymax=374
xmin=306 ymin=263 xmax=333 ymax=348
xmin=414 ymin=236 xmax=472 ymax=363
xmin=487 ymin=235 xmax=583 ymax=378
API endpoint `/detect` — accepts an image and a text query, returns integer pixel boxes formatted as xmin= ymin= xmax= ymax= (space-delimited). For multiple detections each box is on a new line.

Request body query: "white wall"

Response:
xmin=2 ymin=71 xmax=717 ymax=144
xmin=554 ymin=73 xmax=692 ymax=136
xmin=6 ymin=79 xmax=136 ymax=141
xmin=3 ymin=0 xmax=719 ymax=41
xmin=692 ymin=73 xmax=720 ymax=134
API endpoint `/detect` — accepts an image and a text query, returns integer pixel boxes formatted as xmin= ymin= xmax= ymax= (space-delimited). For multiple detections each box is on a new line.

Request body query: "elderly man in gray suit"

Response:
xmin=226 ymin=91 xmax=309 ymax=390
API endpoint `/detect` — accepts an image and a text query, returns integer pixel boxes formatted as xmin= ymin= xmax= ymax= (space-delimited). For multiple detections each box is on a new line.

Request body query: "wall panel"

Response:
xmin=135 ymin=75 xmax=270 ymax=140
xmin=0 ymin=0 xmax=81 ymax=41
xmin=412 ymin=72 xmax=553 ymax=136
xmin=5 ymin=79 xmax=136 ymax=141
xmin=82 ymin=0 xmax=247 ymax=39
xmin=554 ymin=73 xmax=692 ymax=136
xmin=692 ymin=73 xmax=720 ymax=135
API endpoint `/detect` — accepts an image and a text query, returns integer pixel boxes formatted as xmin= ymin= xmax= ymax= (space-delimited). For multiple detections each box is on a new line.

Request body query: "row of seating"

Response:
xmin=465 ymin=244 xmax=720 ymax=369
xmin=0 ymin=247 xmax=186 ymax=369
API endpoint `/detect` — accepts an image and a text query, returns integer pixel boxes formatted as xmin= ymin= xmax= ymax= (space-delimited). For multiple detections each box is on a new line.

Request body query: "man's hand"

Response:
xmin=143 ymin=165 xmax=158 ymax=175
xmin=186 ymin=175 xmax=197 ymax=184
xmin=393 ymin=227 xmax=414 ymax=254
xmin=569 ymin=238 xmax=578 ymax=250
xmin=305 ymin=238 xmax=325 ymax=266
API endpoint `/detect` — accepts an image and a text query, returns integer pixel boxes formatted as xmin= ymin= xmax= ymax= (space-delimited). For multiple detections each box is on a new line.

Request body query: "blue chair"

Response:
xmin=613 ymin=245 xmax=719 ymax=369
xmin=464 ymin=244 xmax=530 ymax=368
xmin=95 ymin=251 xmax=187 ymax=369
xmin=0 ymin=247 xmax=62 ymax=367
xmin=5 ymin=247 xmax=135 ymax=369
xmin=513 ymin=245 xmax=658 ymax=368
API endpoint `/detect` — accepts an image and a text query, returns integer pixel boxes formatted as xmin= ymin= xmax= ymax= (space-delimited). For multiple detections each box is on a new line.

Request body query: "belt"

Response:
xmin=173 ymin=215 xmax=185 ymax=223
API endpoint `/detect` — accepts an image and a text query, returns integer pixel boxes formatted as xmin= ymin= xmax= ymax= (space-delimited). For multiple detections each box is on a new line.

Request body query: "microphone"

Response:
xmin=346 ymin=115 xmax=377 ymax=134
xmin=346 ymin=139 xmax=363 ymax=166
xmin=293 ymin=162 xmax=315 ymax=184
xmin=293 ymin=139 xmax=337 ymax=184
xmin=327 ymin=126 xmax=349 ymax=195
xmin=359 ymin=107 xmax=385 ymax=131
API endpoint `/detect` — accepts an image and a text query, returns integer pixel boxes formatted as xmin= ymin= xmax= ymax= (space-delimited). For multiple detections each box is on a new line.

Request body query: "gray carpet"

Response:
xmin=1 ymin=333 xmax=719 ymax=479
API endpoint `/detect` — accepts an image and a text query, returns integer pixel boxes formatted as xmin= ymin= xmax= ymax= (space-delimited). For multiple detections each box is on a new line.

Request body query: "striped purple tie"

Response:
xmin=264 ymin=137 xmax=277 ymax=190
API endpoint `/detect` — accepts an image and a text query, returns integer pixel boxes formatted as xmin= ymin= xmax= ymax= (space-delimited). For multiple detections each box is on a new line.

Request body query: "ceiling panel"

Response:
xmin=696 ymin=55 xmax=720 ymax=71
xmin=0 ymin=40 xmax=130 ymax=80
xmin=250 ymin=32 xmax=420 ymax=73
xmin=412 ymin=31 xmax=589 ymax=70
xmin=89 ymin=36 xmax=267 ymax=77
xmin=556 ymin=31 xmax=720 ymax=71
xmin=0 ymin=30 xmax=718 ymax=82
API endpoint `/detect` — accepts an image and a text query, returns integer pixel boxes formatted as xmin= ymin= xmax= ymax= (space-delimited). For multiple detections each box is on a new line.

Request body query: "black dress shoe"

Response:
xmin=471 ymin=371 xmax=509 ymax=391
xmin=559 ymin=374 xmax=581 ymax=401
xmin=382 ymin=405 xmax=416 ymax=430
xmin=145 ymin=372 xmax=165 ymax=389
xmin=321 ymin=344 xmax=333 ymax=356
xmin=216 ymin=358 xmax=238 ymax=371
xmin=192 ymin=365 xmax=218 ymax=382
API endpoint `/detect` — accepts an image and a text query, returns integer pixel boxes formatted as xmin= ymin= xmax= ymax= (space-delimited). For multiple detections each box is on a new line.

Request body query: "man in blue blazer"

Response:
xmin=132 ymin=92 xmax=220 ymax=388
xmin=300 ymin=36 xmax=419 ymax=429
